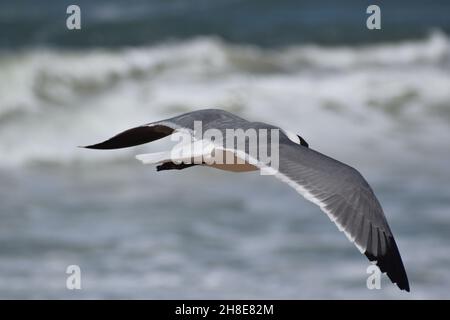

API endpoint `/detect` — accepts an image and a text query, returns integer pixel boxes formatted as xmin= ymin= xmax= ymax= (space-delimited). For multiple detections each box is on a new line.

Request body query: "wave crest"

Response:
xmin=0 ymin=32 xmax=449 ymax=168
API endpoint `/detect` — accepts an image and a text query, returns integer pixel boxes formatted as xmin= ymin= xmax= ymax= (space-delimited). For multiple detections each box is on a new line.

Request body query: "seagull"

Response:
xmin=82 ymin=108 xmax=409 ymax=292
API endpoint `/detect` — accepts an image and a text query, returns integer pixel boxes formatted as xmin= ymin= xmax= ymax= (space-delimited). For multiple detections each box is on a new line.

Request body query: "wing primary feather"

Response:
xmin=82 ymin=124 xmax=174 ymax=149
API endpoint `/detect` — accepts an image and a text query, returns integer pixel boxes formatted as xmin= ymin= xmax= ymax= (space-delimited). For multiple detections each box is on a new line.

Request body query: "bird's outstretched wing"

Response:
xmin=236 ymin=142 xmax=410 ymax=291
xmin=82 ymin=124 xmax=175 ymax=149
xmin=81 ymin=109 xmax=247 ymax=149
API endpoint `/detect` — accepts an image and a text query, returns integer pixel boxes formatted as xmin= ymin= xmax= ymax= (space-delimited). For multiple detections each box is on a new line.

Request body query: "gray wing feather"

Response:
xmin=275 ymin=143 xmax=409 ymax=291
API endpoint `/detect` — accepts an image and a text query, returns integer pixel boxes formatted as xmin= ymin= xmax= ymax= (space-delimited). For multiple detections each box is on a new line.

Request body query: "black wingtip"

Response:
xmin=80 ymin=125 xmax=174 ymax=150
xmin=364 ymin=234 xmax=410 ymax=292
xmin=395 ymin=275 xmax=410 ymax=292
xmin=79 ymin=142 xmax=114 ymax=150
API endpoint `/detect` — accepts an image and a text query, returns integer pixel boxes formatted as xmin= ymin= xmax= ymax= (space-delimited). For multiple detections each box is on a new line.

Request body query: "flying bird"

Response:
xmin=82 ymin=108 xmax=409 ymax=291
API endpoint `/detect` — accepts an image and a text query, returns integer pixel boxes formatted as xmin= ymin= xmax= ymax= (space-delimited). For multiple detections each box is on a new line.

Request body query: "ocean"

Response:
xmin=0 ymin=0 xmax=449 ymax=299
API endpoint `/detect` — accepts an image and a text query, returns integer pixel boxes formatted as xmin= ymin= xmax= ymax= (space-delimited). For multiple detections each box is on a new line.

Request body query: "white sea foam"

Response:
xmin=0 ymin=32 xmax=449 ymax=170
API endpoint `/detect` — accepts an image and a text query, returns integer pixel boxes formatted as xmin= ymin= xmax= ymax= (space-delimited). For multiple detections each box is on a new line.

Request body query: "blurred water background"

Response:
xmin=0 ymin=0 xmax=449 ymax=299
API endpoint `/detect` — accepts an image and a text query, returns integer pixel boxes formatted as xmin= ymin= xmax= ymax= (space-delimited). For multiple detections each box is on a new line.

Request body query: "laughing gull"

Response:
xmin=83 ymin=108 xmax=409 ymax=291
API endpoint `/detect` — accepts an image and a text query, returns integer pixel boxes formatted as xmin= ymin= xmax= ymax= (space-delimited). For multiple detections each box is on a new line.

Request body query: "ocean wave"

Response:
xmin=0 ymin=32 xmax=449 ymax=169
